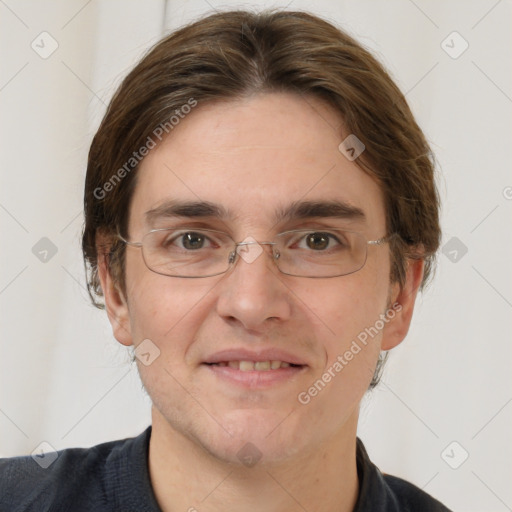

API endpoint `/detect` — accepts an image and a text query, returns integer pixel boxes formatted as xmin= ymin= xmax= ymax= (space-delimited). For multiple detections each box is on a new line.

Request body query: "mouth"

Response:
xmin=204 ymin=360 xmax=301 ymax=371
xmin=202 ymin=356 xmax=307 ymax=388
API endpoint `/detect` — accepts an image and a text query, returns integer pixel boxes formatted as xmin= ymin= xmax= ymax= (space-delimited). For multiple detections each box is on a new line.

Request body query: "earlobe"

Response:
xmin=97 ymin=251 xmax=133 ymax=347
xmin=380 ymin=258 xmax=424 ymax=351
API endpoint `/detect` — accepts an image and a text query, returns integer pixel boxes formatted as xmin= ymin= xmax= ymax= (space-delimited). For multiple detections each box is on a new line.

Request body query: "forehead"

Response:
xmin=129 ymin=93 xmax=386 ymax=234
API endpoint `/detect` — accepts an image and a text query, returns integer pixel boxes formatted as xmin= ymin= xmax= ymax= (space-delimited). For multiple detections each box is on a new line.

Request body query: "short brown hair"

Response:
xmin=82 ymin=10 xmax=440 ymax=384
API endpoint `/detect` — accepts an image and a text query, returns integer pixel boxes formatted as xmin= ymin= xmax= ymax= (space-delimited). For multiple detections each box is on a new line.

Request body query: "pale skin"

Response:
xmin=98 ymin=92 xmax=424 ymax=512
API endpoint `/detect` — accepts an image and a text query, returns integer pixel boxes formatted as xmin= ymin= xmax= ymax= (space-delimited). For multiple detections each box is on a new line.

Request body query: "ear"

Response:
xmin=380 ymin=258 xmax=424 ymax=351
xmin=97 ymin=245 xmax=133 ymax=347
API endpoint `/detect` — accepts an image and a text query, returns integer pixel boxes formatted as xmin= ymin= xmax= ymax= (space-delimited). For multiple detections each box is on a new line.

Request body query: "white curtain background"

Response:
xmin=1 ymin=1 xmax=511 ymax=510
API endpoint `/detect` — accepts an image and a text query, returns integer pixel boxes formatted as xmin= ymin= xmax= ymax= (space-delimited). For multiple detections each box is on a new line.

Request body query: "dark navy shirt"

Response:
xmin=0 ymin=427 xmax=451 ymax=511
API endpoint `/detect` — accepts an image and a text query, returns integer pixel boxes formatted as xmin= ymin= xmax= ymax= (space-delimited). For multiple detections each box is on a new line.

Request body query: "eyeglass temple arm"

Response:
xmin=368 ymin=234 xmax=394 ymax=246
xmin=116 ymin=233 xmax=142 ymax=247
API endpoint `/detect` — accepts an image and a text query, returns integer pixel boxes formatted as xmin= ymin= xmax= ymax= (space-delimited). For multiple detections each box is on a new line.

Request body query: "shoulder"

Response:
xmin=355 ymin=438 xmax=452 ymax=512
xmin=0 ymin=428 xmax=154 ymax=512
xmin=382 ymin=474 xmax=452 ymax=511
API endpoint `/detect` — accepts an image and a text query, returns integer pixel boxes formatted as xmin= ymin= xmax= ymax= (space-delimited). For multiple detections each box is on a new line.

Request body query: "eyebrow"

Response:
xmin=145 ymin=200 xmax=230 ymax=224
xmin=145 ymin=199 xmax=366 ymax=225
xmin=277 ymin=200 xmax=366 ymax=223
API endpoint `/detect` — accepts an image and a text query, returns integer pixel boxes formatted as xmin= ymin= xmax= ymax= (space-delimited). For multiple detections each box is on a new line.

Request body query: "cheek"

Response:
xmin=294 ymin=280 xmax=388 ymax=429
xmin=124 ymin=250 xmax=213 ymax=345
xmin=125 ymin=274 xmax=217 ymax=408
xmin=306 ymin=266 xmax=390 ymax=338
xmin=305 ymin=264 xmax=390 ymax=381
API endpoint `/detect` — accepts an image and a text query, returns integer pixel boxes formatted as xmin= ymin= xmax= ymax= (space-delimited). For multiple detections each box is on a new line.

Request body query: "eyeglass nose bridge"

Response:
xmin=228 ymin=240 xmax=279 ymax=265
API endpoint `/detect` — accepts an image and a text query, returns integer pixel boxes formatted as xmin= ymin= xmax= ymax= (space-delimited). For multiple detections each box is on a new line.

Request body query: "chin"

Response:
xmin=202 ymin=408 xmax=313 ymax=466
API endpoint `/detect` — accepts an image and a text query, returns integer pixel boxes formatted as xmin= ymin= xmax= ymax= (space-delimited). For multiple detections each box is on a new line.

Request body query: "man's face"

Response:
xmin=112 ymin=92 xmax=401 ymax=464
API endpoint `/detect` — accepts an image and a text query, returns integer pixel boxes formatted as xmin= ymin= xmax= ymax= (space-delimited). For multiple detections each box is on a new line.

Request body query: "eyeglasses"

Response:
xmin=117 ymin=227 xmax=391 ymax=278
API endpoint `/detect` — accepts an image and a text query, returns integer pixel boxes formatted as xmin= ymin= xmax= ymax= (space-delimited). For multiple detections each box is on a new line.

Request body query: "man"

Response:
xmin=0 ymin=9 xmax=450 ymax=511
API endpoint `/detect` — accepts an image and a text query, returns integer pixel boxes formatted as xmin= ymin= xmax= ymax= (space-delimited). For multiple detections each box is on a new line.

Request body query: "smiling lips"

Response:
xmin=208 ymin=360 xmax=295 ymax=371
xmin=203 ymin=348 xmax=307 ymax=368
xmin=202 ymin=349 xmax=307 ymax=386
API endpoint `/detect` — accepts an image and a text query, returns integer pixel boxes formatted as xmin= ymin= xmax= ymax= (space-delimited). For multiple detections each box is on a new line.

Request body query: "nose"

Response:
xmin=215 ymin=241 xmax=292 ymax=331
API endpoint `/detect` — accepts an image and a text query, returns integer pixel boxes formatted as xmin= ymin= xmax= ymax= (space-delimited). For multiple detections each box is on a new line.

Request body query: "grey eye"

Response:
xmin=181 ymin=232 xmax=206 ymax=250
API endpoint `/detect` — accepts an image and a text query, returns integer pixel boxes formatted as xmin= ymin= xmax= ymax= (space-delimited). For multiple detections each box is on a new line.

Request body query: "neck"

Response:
xmin=148 ymin=407 xmax=360 ymax=512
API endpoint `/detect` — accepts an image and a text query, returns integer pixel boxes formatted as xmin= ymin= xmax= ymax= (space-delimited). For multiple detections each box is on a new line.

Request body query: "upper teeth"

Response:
xmin=214 ymin=360 xmax=291 ymax=371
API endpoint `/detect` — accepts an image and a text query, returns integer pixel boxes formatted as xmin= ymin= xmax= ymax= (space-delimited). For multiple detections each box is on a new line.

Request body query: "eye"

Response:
xmin=181 ymin=232 xmax=207 ymax=250
xmin=163 ymin=231 xmax=213 ymax=251
xmin=298 ymin=232 xmax=341 ymax=251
